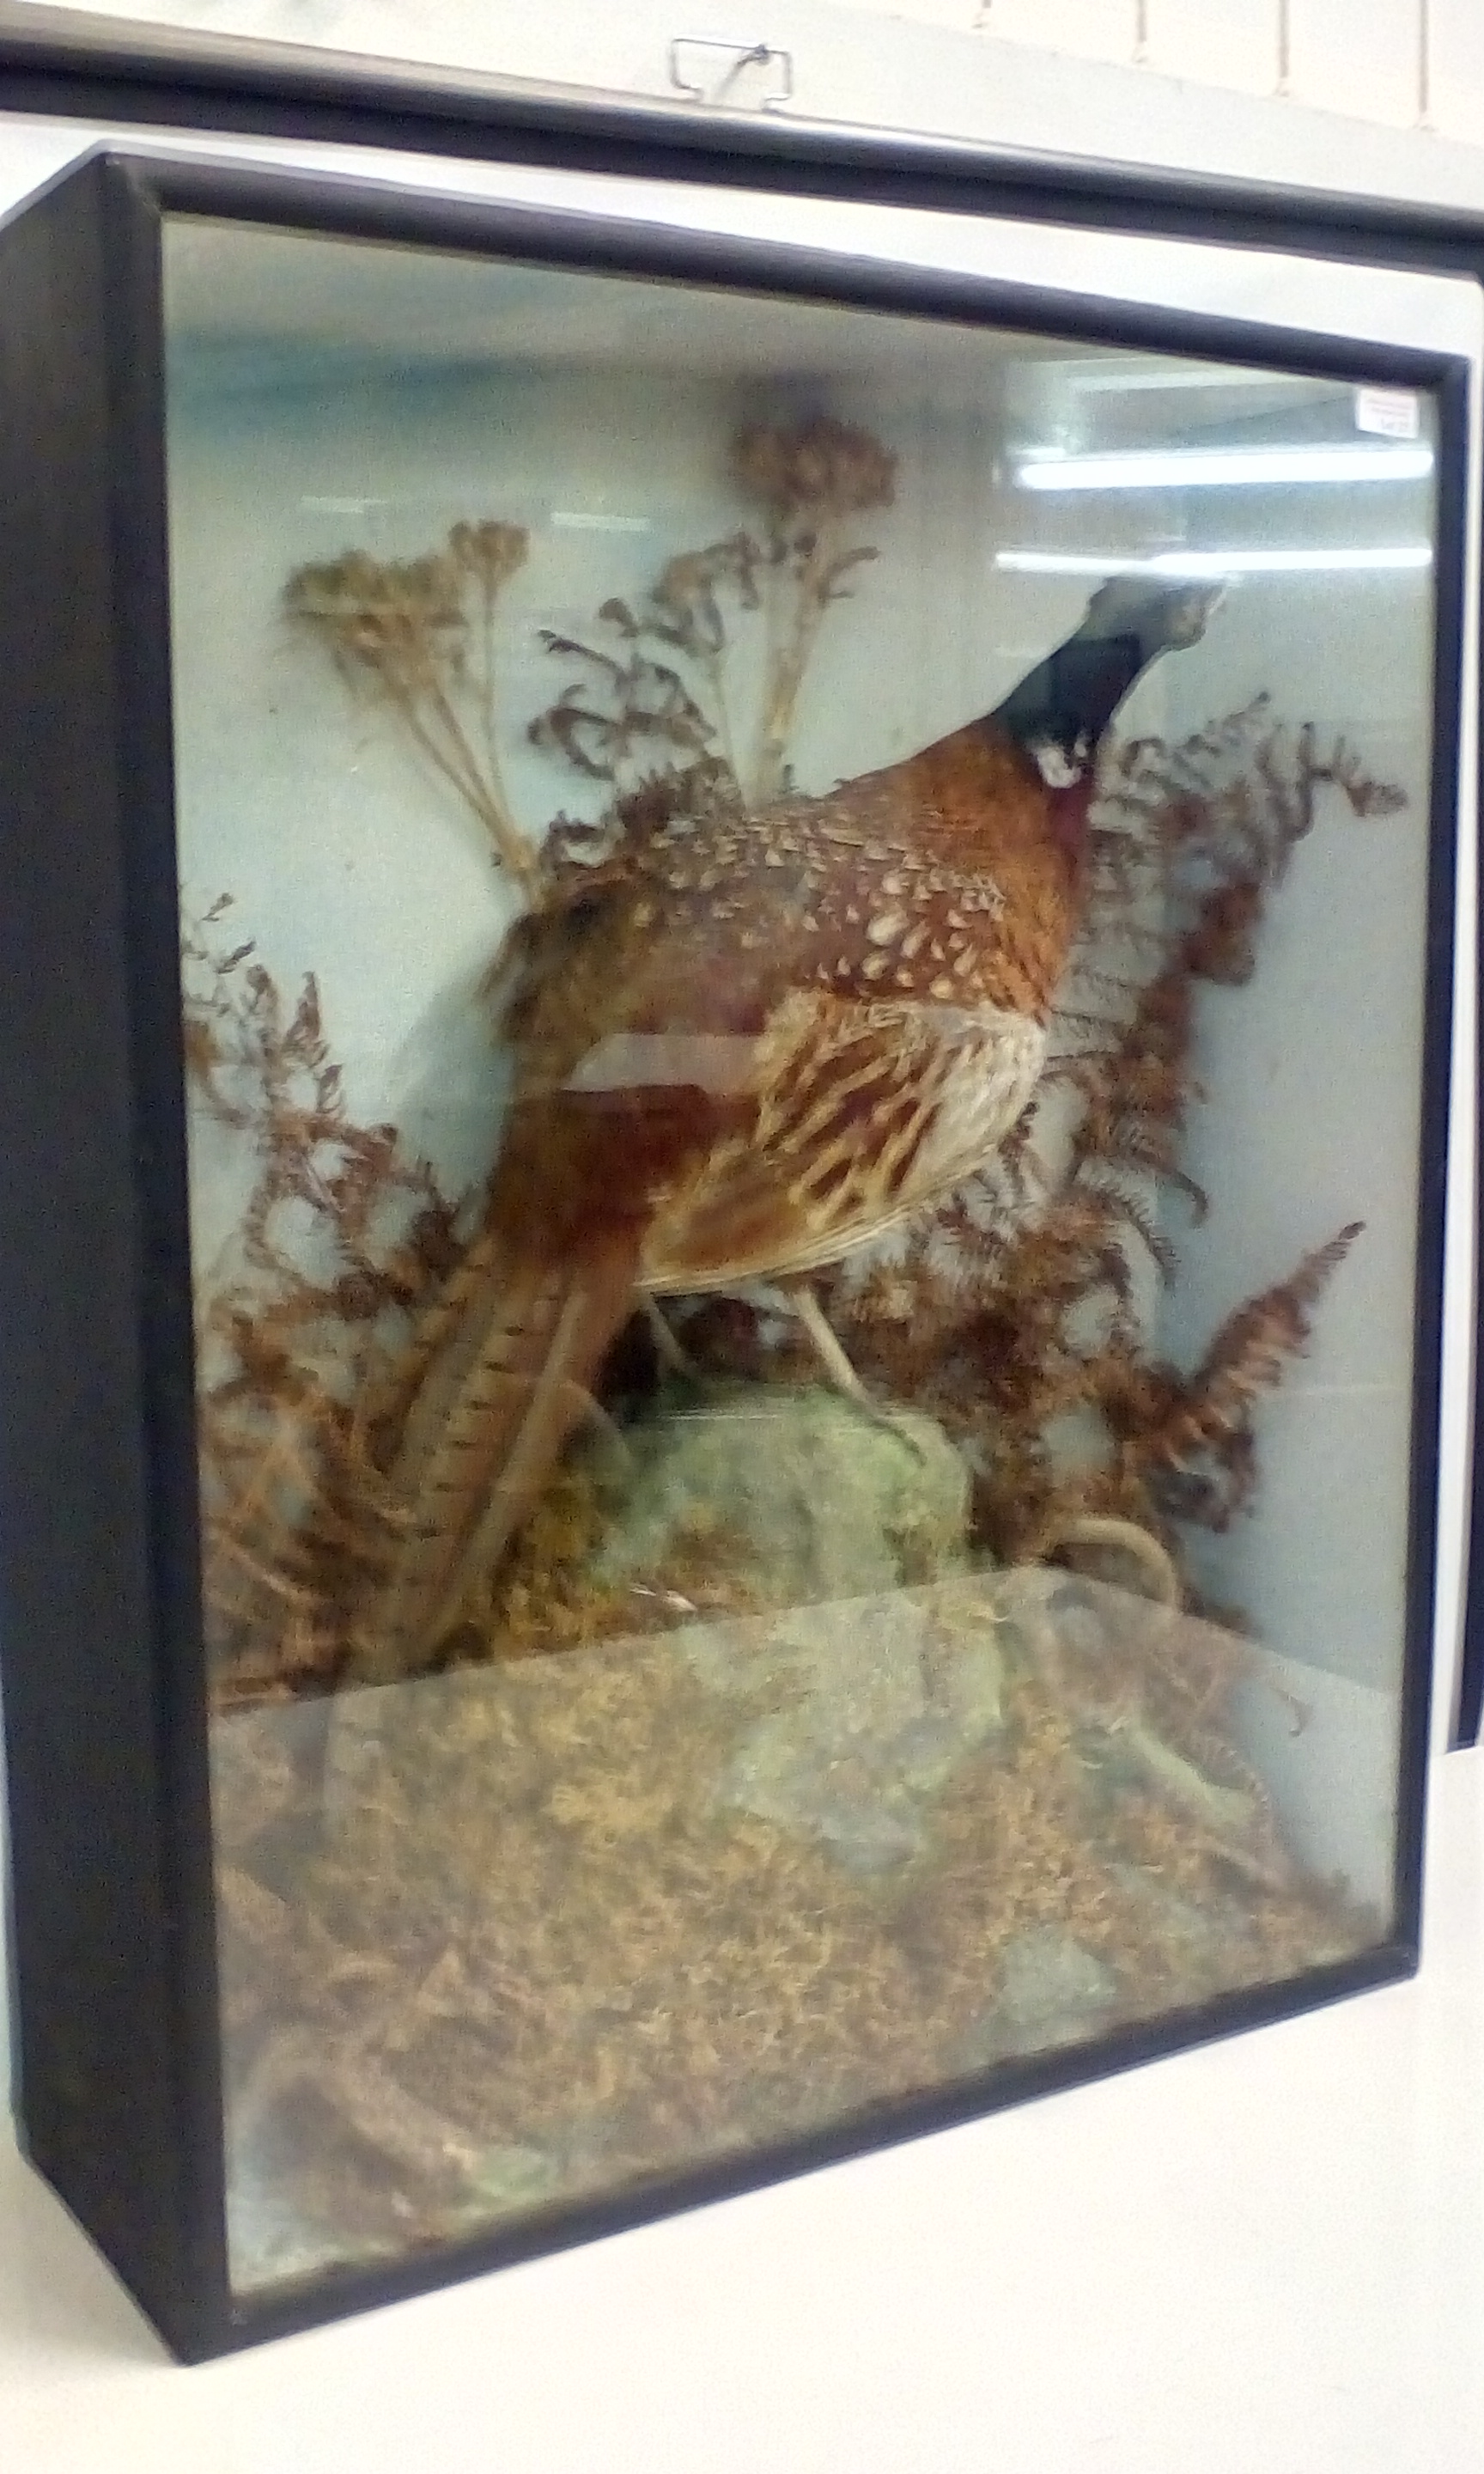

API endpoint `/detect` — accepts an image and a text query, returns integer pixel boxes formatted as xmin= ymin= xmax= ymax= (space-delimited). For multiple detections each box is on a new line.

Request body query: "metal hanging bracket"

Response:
xmin=668 ymin=37 xmax=794 ymax=111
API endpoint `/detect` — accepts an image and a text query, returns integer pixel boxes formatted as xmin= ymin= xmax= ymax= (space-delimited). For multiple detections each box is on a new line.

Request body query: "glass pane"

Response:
xmin=161 ymin=217 xmax=1439 ymax=2298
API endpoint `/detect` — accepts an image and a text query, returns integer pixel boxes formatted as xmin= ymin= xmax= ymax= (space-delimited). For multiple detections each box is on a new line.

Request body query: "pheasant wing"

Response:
xmin=642 ymin=991 xmax=1044 ymax=1289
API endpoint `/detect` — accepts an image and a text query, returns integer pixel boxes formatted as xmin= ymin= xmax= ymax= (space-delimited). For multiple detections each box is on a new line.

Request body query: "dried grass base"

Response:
xmin=214 ymin=1555 xmax=1373 ymax=2294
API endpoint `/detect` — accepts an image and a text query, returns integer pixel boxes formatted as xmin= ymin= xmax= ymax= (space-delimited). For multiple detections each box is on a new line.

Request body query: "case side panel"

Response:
xmin=1390 ymin=358 xmax=1469 ymax=1890
xmin=0 ymin=159 xmax=226 ymax=2361
xmin=1459 ymin=1556 xmax=1484 ymax=1742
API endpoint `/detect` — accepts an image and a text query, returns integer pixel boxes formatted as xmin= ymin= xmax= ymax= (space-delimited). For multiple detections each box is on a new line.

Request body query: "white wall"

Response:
xmin=17 ymin=0 xmax=1484 ymax=143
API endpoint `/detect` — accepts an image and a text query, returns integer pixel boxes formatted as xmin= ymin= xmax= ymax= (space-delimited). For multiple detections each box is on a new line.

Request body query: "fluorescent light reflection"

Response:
xmin=996 ymin=545 xmax=1433 ymax=578
xmin=1062 ymin=365 xmax=1304 ymax=396
xmin=1014 ymin=443 xmax=1433 ymax=491
xmin=550 ymin=510 xmax=652 ymax=533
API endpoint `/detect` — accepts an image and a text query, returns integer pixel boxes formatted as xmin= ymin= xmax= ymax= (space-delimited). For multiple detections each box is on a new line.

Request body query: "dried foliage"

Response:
xmin=183 ymin=899 xmax=462 ymax=1699
xmin=284 ymin=520 xmax=538 ymax=889
xmin=1102 ymin=693 xmax=1407 ymax=987
xmin=182 ymin=898 xmax=453 ymax=1290
xmin=1107 ymin=1221 xmax=1365 ymax=1533
xmin=529 ymin=416 xmax=897 ymax=810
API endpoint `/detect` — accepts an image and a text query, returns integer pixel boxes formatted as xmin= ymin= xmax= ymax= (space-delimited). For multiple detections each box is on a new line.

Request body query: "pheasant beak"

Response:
xmin=1165 ymin=578 xmax=1227 ymax=645
xmin=1080 ymin=570 xmax=1226 ymax=656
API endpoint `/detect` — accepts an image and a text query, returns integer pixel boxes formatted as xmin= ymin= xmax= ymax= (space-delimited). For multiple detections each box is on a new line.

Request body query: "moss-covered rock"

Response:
xmin=592 ymin=1377 xmax=973 ymax=1604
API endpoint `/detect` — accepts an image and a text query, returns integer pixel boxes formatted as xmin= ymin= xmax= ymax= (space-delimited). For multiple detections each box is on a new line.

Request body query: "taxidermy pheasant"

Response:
xmin=352 ymin=570 xmax=1219 ymax=1673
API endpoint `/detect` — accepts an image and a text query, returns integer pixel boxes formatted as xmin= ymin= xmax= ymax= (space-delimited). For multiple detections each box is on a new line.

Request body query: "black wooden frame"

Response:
xmin=0 ymin=115 xmax=1470 ymax=2358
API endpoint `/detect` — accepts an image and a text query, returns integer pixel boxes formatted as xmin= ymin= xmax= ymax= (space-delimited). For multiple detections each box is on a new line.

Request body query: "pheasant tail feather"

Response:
xmin=365 ymin=1235 xmax=639 ymax=1676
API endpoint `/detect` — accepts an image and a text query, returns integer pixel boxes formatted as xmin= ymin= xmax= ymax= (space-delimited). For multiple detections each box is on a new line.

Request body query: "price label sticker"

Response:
xmin=1354 ymin=387 xmax=1421 ymax=441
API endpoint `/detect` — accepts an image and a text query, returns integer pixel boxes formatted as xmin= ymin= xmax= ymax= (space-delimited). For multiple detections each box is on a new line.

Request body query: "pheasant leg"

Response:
xmin=782 ymin=1281 xmax=869 ymax=1403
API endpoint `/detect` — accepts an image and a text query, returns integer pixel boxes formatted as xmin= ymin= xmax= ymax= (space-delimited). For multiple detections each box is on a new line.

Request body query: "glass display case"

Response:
xmin=0 ymin=143 xmax=1466 ymax=2356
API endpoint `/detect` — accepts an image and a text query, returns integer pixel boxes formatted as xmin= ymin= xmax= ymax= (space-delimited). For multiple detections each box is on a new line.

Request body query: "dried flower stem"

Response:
xmin=531 ymin=420 xmax=897 ymax=817
xmin=285 ymin=526 xmax=540 ymax=894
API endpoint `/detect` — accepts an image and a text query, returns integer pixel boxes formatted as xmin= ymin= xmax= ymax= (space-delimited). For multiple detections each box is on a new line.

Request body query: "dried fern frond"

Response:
xmin=1104 ymin=699 xmax=1408 ymax=989
xmin=185 ymin=920 xmax=462 ymax=1698
xmin=182 ymin=904 xmax=455 ymax=1294
xmin=1110 ymin=1222 xmax=1365 ymax=1531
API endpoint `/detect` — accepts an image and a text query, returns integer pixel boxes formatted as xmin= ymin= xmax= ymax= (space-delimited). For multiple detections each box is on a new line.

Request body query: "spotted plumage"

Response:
xmin=363 ymin=575 xmax=1220 ymax=1673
